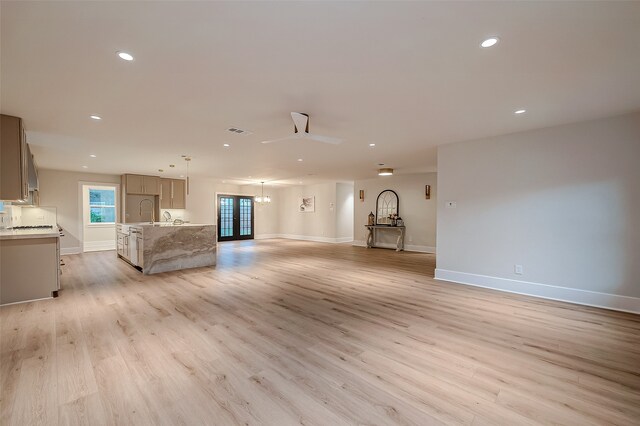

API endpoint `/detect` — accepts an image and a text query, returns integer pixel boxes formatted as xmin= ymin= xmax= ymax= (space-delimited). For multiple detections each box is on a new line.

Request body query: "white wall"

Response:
xmin=354 ymin=173 xmax=437 ymax=252
xmin=275 ymin=182 xmax=354 ymax=243
xmin=436 ymin=112 xmax=640 ymax=313
xmin=184 ymin=177 xmax=280 ymax=238
xmin=336 ymin=182 xmax=354 ymax=240
xmin=39 ymin=169 xmax=121 ymax=254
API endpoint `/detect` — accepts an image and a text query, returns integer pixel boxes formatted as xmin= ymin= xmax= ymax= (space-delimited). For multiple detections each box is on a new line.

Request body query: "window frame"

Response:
xmin=87 ymin=186 xmax=117 ymax=226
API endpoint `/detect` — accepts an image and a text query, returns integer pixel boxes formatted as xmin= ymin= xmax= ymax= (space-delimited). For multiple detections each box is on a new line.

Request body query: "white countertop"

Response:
xmin=125 ymin=222 xmax=215 ymax=228
xmin=0 ymin=229 xmax=61 ymax=240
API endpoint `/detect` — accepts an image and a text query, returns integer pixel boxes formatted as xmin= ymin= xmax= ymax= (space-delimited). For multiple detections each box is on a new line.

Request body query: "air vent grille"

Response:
xmin=226 ymin=127 xmax=252 ymax=135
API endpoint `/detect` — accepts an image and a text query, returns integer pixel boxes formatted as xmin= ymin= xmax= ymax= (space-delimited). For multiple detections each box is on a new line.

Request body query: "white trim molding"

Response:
xmin=83 ymin=240 xmax=116 ymax=252
xmin=61 ymin=247 xmax=81 ymax=255
xmin=435 ymin=269 xmax=640 ymax=314
xmin=255 ymin=234 xmax=353 ymax=244
xmin=352 ymin=240 xmax=436 ymax=254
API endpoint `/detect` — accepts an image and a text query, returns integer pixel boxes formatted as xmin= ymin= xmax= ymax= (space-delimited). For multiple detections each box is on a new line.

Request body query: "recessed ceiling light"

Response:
xmin=369 ymin=143 xmax=376 ymax=147
xmin=480 ymin=37 xmax=499 ymax=48
xmin=158 ymin=169 xmax=164 ymax=173
xmin=90 ymin=115 xmax=102 ymax=120
xmin=223 ymin=143 xmax=230 ymax=147
xmin=514 ymin=109 xmax=526 ymax=114
xmin=81 ymin=165 xmax=88 ymax=169
xmin=89 ymin=154 xmax=97 ymax=158
xmin=297 ymin=158 xmax=303 ymax=162
xmin=378 ymin=168 xmax=394 ymax=176
xmin=180 ymin=175 xmax=185 ymax=178
xmin=117 ymin=51 xmax=134 ymax=61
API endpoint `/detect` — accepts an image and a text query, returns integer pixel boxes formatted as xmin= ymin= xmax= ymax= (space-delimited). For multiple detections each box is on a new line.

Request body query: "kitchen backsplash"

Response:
xmin=0 ymin=205 xmax=57 ymax=229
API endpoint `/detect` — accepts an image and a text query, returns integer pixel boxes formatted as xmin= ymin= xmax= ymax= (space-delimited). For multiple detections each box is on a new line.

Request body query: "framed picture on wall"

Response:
xmin=298 ymin=196 xmax=315 ymax=212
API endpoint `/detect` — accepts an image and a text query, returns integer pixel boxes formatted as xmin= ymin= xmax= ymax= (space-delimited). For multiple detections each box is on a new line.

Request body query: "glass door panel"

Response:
xmin=217 ymin=195 xmax=254 ymax=241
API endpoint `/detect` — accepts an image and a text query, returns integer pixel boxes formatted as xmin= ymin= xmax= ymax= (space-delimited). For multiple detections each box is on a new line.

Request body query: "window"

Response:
xmin=89 ymin=187 xmax=116 ymax=224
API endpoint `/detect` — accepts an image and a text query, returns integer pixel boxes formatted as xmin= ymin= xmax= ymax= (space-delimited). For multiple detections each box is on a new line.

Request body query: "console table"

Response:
xmin=365 ymin=225 xmax=406 ymax=251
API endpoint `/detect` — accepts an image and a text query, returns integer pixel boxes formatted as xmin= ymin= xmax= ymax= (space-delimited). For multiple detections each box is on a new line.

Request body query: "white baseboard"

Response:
xmin=352 ymin=240 xmax=436 ymax=254
xmin=61 ymin=247 xmax=81 ymax=255
xmin=279 ymin=234 xmax=352 ymax=244
xmin=83 ymin=240 xmax=116 ymax=252
xmin=435 ymin=269 xmax=640 ymax=314
xmin=254 ymin=234 xmax=282 ymax=240
xmin=255 ymin=234 xmax=353 ymax=244
xmin=335 ymin=236 xmax=354 ymax=243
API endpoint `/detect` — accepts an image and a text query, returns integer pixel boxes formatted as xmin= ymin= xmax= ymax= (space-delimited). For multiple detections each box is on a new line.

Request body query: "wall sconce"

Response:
xmin=359 ymin=190 xmax=365 ymax=201
xmin=425 ymin=185 xmax=431 ymax=200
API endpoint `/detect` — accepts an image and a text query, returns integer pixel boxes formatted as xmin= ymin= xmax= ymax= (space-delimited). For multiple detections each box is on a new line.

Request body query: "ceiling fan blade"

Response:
xmin=291 ymin=112 xmax=309 ymax=133
xmin=306 ymin=133 xmax=343 ymax=145
xmin=261 ymin=134 xmax=299 ymax=144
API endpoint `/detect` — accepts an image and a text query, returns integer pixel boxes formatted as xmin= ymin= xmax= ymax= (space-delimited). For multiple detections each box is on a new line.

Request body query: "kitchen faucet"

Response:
xmin=139 ymin=198 xmax=155 ymax=224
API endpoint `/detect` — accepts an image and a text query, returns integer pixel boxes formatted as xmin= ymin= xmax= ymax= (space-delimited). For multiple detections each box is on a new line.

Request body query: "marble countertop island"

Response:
xmin=128 ymin=223 xmax=216 ymax=274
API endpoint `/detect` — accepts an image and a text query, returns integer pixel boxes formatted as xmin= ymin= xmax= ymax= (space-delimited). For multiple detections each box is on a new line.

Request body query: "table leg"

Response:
xmin=366 ymin=227 xmax=374 ymax=248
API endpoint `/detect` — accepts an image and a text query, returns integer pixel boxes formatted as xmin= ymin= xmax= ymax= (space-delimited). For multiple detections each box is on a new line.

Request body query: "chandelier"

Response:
xmin=255 ymin=181 xmax=271 ymax=204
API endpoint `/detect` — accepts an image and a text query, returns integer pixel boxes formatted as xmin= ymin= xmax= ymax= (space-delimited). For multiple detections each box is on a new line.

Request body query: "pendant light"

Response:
xmin=183 ymin=156 xmax=191 ymax=195
xmin=255 ymin=182 xmax=271 ymax=204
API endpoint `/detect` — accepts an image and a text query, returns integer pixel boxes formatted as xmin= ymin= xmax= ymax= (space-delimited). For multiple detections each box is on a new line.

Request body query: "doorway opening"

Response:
xmin=217 ymin=194 xmax=254 ymax=242
xmin=81 ymin=183 xmax=119 ymax=252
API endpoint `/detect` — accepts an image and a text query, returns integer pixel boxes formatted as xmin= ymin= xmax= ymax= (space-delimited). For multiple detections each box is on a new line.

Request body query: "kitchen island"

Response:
xmin=117 ymin=223 xmax=216 ymax=274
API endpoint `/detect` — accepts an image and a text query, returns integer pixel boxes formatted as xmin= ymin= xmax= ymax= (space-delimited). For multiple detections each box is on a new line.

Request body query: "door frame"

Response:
xmin=216 ymin=194 xmax=255 ymax=241
xmin=78 ymin=181 xmax=120 ymax=252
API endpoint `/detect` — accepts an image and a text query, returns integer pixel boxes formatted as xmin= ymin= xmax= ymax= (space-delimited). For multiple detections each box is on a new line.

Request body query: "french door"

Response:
xmin=217 ymin=195 xmax=254 ymax=241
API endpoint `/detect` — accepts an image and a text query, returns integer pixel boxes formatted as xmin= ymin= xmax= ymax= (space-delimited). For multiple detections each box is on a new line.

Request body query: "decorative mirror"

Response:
xmin=376 ymin=190 xmax=399 ymax=225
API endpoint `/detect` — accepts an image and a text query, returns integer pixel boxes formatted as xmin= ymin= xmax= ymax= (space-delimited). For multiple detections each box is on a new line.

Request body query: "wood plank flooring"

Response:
xmin=1 ymin=239 xmax=639 ymax=425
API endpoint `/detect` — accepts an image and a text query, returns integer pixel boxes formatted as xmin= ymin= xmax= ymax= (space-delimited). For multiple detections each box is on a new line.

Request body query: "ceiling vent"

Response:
xmin=227 ymin=127 xmax=252 ymax=135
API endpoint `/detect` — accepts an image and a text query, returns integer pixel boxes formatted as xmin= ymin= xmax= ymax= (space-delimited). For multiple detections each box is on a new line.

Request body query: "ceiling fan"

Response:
xmin=261 ymin=112 xmax=342 ymax=145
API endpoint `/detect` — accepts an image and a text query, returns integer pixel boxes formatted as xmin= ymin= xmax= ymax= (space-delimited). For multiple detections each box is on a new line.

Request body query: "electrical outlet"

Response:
xmin=514 ymin=264 xmax=523 ymax=275
xmin=408 ymin=235 xmax=413 ymax=242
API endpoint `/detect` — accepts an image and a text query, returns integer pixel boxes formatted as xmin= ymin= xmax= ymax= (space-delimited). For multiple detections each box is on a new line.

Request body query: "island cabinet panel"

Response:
xmin=159 ymin=178 xmax=186 ymax=209
xmin=125 ymin=174 xmax=161 ymax=195
xmin=1 ymin=114 xmax=28 ymax=201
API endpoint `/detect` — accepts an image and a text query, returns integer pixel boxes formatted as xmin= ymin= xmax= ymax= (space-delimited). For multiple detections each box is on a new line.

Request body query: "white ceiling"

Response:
xmin=2 ymin=1 xmax=640 ymax=186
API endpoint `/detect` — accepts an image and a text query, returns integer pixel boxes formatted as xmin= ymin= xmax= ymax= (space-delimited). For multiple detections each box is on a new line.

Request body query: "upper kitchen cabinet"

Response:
xmin=125 ymin=174 xmax=160 ymax=195
xmin=172 ymin=179 xmax=186 ymax=209
xmin=0 ymin=114 xmax=29 ymax=201
xmin=27 ymin=144 xmax=39 ymax=191
xmin=160 ymin=178 xmax=186 ymax=209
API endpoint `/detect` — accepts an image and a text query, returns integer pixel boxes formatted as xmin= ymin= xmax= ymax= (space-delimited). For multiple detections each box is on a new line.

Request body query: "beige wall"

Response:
xmin=354 ymin=173 xmax=437 ymax=251
xmin=436 ymin=111 xmax=640 ymax=312
xmin=39 ymin=169 xmax=120 ymax=253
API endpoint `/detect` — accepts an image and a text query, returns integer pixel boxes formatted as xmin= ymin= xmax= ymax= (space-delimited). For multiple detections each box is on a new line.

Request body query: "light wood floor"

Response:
xmin=1 ymin=240 xmax=639 ymax=425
